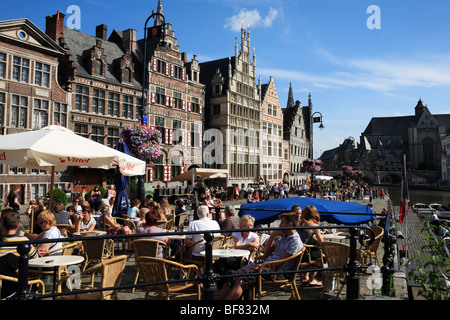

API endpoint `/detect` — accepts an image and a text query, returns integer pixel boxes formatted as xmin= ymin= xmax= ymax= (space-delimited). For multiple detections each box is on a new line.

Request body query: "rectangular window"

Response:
xmin=53 ymin=102 xmax=67 ymax=127
xmin=33 ymin=99 xmax=49 ymax=129
xmin=173 ymin=65 xmax=183 ymax=80
xmin=155 ymin=87 xmax=165 ymax=105
xmin=108 ymin=92 xmax=120 ymax=116
xmin=173 ymin=91 xmax=182 ymax=109
xmin=91 ymin=126 xmax=104 ymax=144
xmin=0 ymin=52 xmax=6 ymax=79
xmin=74 ymin=123 xmax=89 ymax=138
xmin=123 ymin=95 xmax=133 ymax=119
xmin=11 ymin=95 xmax=28 ymax=128
xmin=93 ymin=89 xmax=105 ymax=114
xmin=12 ymin=56 xmax=29 ymax=83
xmin=172 ymin=119 xmax=182 ymax=130
xmin=107 ymin=127 xmax=120 ymax=148
xmin=191 ymin=97 xmax=200 ymax=113
xmin=157 ymin=60 xmax=166 ymax=74
xmin=34 ymin=62 xmax=50 ymax=87
xmin=75 ymin=85 xmax=89 ymax=112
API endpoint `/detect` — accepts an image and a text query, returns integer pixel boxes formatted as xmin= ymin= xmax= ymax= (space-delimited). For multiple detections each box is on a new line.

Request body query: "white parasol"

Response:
xmin=0 ymin=125 xmax=146 ymax=228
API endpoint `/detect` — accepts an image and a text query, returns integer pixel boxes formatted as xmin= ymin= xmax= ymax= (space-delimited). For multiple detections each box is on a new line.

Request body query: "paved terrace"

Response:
xmin=17 ymin=195 xmax=410 ymax=303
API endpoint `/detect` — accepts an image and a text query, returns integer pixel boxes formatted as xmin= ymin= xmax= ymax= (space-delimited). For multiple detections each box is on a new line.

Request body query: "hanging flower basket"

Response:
xmin=120 ymin=124 xmax=162 ymax=164
xmin=303 ymin=159 xmax=322 ymax=173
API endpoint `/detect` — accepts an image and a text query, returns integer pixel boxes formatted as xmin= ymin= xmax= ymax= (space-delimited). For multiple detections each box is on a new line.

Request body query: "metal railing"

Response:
xmin=1 ymin=213 xmax=399 ymax=301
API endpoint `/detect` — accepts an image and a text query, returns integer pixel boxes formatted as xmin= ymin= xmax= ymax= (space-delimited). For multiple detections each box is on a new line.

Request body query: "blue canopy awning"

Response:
xmin=239 ymin=197 xmax=375 ymax=226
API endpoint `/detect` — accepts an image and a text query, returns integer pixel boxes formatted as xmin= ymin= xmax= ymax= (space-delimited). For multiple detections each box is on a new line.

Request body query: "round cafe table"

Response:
xmin=72 ymin=231 xmax=107 ymax=237
xmin=322 ymin=233 xmax=346 ymax=242
xmin=28 ymin=255 xmax=85 ymax=296
xmin=199 ymin=248 xmax=249 ymax=258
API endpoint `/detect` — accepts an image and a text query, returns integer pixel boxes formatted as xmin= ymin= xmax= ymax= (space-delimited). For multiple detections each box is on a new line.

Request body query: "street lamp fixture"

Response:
xmin=141 ymin=10 xmax=168 ymax=125
xmin=137 ymin=10 xmax=167 ymax=202
xmin=309 ymin=111 xmax=324 ymax=193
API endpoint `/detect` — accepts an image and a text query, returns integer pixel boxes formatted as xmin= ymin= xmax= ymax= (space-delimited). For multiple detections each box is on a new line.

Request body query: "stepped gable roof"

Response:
xmin=62 ymin=26 xmax=142 ymax=88
xmin=199 ymin=57 xmax=236 ymax=98
xmin=282 ymin=103 xmax=301 ymax=138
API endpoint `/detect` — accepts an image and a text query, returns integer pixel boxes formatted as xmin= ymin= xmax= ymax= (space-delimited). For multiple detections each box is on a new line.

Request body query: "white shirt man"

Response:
xmin=185 ymin=205 xmax=220 ymax=256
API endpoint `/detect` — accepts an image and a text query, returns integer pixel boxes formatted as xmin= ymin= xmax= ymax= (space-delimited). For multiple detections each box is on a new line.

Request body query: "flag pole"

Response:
xmin=401 ymin=153 xmax=409 ymax=258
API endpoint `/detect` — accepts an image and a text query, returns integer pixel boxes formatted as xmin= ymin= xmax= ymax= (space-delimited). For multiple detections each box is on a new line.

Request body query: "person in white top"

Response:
xmin=25 ymin=210 xmax=62 ymax=256
xmin=184 ymin=205 xmax=220 ymax=256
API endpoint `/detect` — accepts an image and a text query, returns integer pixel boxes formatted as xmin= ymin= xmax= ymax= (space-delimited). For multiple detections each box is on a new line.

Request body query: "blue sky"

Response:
xmin=3 ymin=0 xmax=450 ymax=158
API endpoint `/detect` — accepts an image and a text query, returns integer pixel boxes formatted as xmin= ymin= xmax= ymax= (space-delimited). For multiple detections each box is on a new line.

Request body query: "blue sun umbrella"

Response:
xmin=239 ymin=197 xmax=375 ymax=226
xmin=112 ymin=141 xmax=131 ymax=217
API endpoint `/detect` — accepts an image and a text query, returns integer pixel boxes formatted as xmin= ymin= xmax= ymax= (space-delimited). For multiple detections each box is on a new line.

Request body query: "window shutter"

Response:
xmin=152 ymin=58 xmax=157 ymax=71
xmin=170 ymin=97 xmax=174 ymax=107
xmin=188 ymin=102 xmax=192 ymax=112
xmin=187 ymin=132 xmax=191 ymax=147
xmin=171 ymin=65 xmax=174 ymax=77
xmin=163 ymin=165 xmax=171 ymax=181
xmin=164 ymin=128 xmax=169 ymax=144
xmin=151 ymin=92 xmax=156 ymax=103
xmin=182 ymin=101 xmax=186 ymax=111
xmin=165 ymin=96 xmax=170 ymax=107
xmin=182 ymin=68 xmax=186 ymax=81
xmin=199 ymin=104 xmax=203 ymax=114
xmin=148 ymin=167 xmax=154 ymax=182
xmin=165 ymin=63 xmax=170 ymax=76
xmin=168 ymin=129 xmax=173 ymax=145
xmin=181 ymin=130 xmax=185 ymax=146
xmin=181 ymin=166 xmax=185 ymax=174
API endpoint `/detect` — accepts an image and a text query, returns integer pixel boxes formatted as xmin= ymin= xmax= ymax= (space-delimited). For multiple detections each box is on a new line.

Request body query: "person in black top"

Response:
xmin=6 ymin=185 xmax=21 ymax=213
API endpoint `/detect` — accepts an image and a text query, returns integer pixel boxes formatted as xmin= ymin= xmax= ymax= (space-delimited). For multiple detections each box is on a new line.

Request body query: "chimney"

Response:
xmin=96 ymin=24 xmax=107 ymax=40
xmin=122 ymin=29 xmax=137 ymax=52
xmin=46 ymin=11 xmax=65 ymax=42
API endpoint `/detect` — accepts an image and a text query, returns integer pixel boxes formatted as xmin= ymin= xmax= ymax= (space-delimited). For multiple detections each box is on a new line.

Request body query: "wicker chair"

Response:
xmin=0 ymin=274 xmax=46 ymax=299
xmin=175 ymin=212 xmax=187 ymax=231
xmin=253 ymin=247 xmax=306 ymax=300
xmin=320 ymin=241 xmax=350 ymax=298
xmin=136 ymin=256 xmax=201 ymax=300
xmin=57 ymin=255 xmax=127 ymax=300
xmin=179 ymin=235 xmax=224 ymax=265
xmin=131 ymin=239 xmax=168 ymax=293
xmin=81 ymin=238 xmax=114 ymax=271
xmin=359 ymin=226 xmax=384 ymax=267
xmin=299 ymin=244 xmax=325 ymax=280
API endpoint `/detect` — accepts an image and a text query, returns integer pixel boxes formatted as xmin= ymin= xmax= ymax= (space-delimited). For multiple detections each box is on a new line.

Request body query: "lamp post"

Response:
xmin=141 ymin=10 xmax=167 ymax=125
xmin=137 ymin=11 xmax=167 ymax=201
xmin=309 ymin=111 xmax=324 ymax=193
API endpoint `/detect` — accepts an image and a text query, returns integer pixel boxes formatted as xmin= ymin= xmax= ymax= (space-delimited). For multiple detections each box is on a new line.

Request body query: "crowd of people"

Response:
xmin=1 ymin=178 xmax=389 ymax=300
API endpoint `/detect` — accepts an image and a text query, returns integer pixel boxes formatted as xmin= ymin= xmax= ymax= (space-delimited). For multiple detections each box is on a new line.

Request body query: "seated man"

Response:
xmin=0 ymin=210 xmax=37 ymax=259
xmin=217 ymin=212 xmax=303 ymax=300
xmin=183 ymin=205 xmax=220 ymax=258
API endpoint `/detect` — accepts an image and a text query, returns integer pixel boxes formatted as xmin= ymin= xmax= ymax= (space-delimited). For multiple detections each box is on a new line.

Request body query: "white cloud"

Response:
xmin=224 ymin=7 xmax=281 ymax=32
xmin=260 ymin=52 xmax=450 ymax=94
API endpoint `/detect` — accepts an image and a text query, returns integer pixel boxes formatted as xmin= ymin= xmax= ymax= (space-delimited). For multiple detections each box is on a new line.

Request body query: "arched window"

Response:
xmin=94 ymin=59 xmax=102 ymax=75
xmin=123 ymin=67 xmax=131 ymax=83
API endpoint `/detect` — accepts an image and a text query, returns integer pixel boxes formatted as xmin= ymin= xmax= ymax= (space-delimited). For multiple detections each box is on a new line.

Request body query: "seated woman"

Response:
xmin=137 ymin=210 xmax=170 ymax=258
xmin=298 ymin=205 xmax=324 ymax=287
xmin=74 ymin=207 xmax=96 ymax=232
xmin=213 ymin=214 xmax=259 ymax=288
xmin=25 ymin=210 xmax=63 ymax=256
xmin=148 ymin=201 xmax=166 ymax=222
